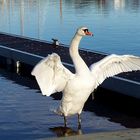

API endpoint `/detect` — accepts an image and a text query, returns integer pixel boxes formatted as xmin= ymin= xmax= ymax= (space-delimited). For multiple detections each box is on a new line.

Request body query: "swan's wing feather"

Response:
xmin=31 ymin=53 xmax=74 ymax=96
xmin=90 ymin=54 xmax=140 ymax=89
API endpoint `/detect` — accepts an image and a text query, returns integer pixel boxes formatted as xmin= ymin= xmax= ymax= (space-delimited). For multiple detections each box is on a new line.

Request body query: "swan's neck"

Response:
xmin=69 ymin=34 xmax=89 ymax=75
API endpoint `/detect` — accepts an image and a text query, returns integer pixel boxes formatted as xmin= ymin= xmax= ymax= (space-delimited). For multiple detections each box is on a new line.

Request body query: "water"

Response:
xmin=1 ymin=68 xmax=140 ymax=139
xmin=0 ymin=0 xmax=140 ymax=55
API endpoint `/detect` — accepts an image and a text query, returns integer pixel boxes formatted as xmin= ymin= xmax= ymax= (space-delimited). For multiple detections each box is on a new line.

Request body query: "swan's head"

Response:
xmin=77 ymin=27 xmax=93 ymax=36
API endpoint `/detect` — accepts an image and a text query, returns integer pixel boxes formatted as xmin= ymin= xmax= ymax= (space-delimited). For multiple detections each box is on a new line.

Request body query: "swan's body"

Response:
xmin=32 ymin=27 xmax=140 ymax=127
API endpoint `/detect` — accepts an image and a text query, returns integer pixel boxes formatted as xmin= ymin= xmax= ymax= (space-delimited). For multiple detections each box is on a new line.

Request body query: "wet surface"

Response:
xmin=0 ymin=0 xmax=140 ymax=56
xmin=0 ymin=68 xmax=140 ymax=139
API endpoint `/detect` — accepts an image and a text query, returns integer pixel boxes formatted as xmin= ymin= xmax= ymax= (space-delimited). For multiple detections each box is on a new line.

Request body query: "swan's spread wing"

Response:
xmin=90 ymin=54 xmax=140 ymax=89
xmin=31 ymin=53 xmax=74 ymax=96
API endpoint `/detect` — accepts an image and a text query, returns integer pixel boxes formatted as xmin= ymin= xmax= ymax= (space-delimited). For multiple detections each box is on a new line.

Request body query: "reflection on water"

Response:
xmin=49 ymin=126 xmax=82 ymax=137
xmin=0 ymin=0 xmax=140 ymax=55
xmin=0 ymin=68 xmax=140 ymax=139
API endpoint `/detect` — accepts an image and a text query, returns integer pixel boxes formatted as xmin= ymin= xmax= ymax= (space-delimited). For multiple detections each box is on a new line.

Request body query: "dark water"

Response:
xmin=0 ymin=68 xmax=140 ymax=139
xmin=0 ymin=0 xmax=140 ymax=55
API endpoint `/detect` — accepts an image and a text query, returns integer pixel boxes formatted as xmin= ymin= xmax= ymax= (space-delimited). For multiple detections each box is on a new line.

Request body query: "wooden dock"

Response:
xmin=0 ymin=32 xmax=140 ymax=99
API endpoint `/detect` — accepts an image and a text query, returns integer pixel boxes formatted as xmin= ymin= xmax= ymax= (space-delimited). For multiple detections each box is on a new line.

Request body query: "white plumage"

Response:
xmin=31 ymin=27 xmax=140 ymax=128
xmin=90 ymin=54 xmax=140 ymax=89
xmin=32 ymin=54 xmax=74 ymax=96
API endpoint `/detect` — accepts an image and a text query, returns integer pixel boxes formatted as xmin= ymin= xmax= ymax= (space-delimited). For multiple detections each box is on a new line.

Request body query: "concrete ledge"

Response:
xmin=0 ymin=44 xmax=140 ymax=99
xmin=0 ymin=45 xmax=43 ymax=65
xmin=102 ymin=76 xmax=140 ymax=99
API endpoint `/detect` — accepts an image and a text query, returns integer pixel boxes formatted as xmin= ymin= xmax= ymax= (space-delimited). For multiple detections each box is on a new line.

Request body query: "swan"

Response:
xmin=31 ymin=27 xmax=140 ymax=128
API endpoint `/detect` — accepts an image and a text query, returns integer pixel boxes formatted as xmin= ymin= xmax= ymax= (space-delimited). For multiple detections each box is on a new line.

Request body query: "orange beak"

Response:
xmin=85 ymin=31 xmax=93 ymax=36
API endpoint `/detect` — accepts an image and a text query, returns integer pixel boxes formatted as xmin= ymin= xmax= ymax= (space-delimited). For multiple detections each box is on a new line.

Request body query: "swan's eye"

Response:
xmin=83 ymin=29 xmax=89 ymax=33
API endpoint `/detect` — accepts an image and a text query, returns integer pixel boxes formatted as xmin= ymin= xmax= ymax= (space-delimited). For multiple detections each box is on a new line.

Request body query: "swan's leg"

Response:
xmin=78 ymin=114 xmax=81 ymax=129
xmin=64 ymin=115 xmax=67 ymax=127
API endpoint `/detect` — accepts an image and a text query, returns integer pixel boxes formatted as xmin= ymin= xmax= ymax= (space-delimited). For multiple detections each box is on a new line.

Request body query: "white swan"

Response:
xmin=31 ymin=27 xmax=140 ymax=128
